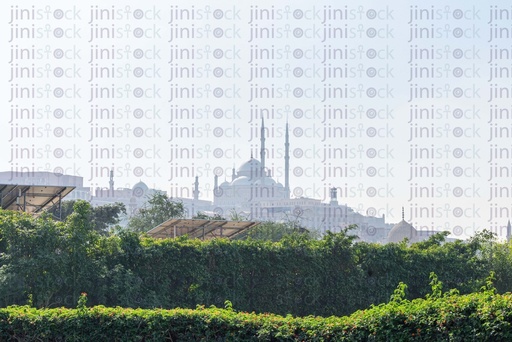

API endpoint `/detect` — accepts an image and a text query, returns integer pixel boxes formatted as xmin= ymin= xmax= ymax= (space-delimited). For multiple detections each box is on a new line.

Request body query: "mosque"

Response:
xmin=180 ymin=118 xmax=408 ymax=243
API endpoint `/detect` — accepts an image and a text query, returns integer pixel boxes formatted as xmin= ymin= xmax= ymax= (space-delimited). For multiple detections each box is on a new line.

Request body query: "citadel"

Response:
xmin=0 ymin=119 xmax=458 ymax=244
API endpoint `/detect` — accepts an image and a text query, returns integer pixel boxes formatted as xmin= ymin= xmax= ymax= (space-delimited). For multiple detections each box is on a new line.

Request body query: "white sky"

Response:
xmin=1 ymin=0 xmax=511 ymax=238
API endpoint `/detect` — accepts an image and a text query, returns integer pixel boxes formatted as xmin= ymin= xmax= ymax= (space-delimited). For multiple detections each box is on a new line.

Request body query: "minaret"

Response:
xmin=284 ymin=121 xmax=290 ymax=199
xmin=260 ymin=117 xmax=265 ymax=178
xmin=232 ymin=165 xmax=236 ymax=181
xmin=193 ymin=176 xmax=199 ymax=200
xmin=109 ymin=169 xmax=114 ymax=197
xmin=329 ymin=187 xmax=338 ymax=205
xmin=507 ymin=220 xmax=511 ymax=242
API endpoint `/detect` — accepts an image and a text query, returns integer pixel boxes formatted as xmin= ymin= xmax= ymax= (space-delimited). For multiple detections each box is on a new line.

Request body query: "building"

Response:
xmin=180 ymin=118 xmax=396 ymax=243
xmin=0 ymin=171 xmax=162 ymax=219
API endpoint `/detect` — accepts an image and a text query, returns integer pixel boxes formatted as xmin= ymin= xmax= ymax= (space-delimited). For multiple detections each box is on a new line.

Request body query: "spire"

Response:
xmin=284 ymin=120 xmax=290 ymax=199
xmin=232 ymin=165 xmax=236 ymax=181
xmin=402 ymin=207 xmax=404 ymax=221
xmin=329 ymin=187 xmax=338 ymax=205
xmin=193 ymin=176 xmax=199 ymax=200
xmin=109 ymin=169 xmax=114 ymax=197
xmin=213 ymin=175 xmax=219 ymax=199
xmin=260 ymin=117 xmax=265 ymax=177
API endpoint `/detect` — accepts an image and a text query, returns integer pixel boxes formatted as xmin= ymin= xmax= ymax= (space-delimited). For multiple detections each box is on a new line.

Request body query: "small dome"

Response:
xmin=132 ymin=181 xmax=149 ymax=197
xmin=237 ymin=158 xmax=263 ymax=178
xmin=388 ymin=220 xmax=417 ymax=243
xmin=220 ymin=181 xmax=230 ymax=188
xmin=254 ymin=177 xmax=276 ymax=185
xmin=231 ymin=176 xmax=252 ymax=186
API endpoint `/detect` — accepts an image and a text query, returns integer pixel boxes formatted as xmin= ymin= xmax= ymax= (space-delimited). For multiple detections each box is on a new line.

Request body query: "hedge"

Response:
xmin=0 ymin=207 xmax=510 ymax=317
xmin=0 ymin=289 xmax=511 ymax=341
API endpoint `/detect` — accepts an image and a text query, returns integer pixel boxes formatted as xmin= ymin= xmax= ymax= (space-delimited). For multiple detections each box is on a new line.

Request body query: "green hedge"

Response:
xmin=1 ymin=290 xmax=511 ymax=341
xmin=0 ymin=206 xmax=509 ymax=317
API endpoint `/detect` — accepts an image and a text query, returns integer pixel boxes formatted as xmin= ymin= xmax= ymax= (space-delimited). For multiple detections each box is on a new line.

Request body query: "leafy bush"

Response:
xmin=0 ymin=289 xmax=511 ymax=341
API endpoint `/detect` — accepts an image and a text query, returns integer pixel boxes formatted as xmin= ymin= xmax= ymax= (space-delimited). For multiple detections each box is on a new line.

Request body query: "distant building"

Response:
xmin=179 ymin=119 xmax=396 ymax=243
xmin=0 ymin=171 xmax=163 ymax=218
xmin=89 ymin=171 xmax=165 ymax=216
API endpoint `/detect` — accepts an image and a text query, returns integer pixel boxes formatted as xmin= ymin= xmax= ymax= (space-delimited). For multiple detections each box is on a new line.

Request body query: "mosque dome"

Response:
xmin=237 ymin=158 xmax=262 ymax=178
xmin=132 ymin=181 xmax=149 ymax=197
xmin=231 ymin=176 xmax=252 ymax=186
xmin=254 ymin=177 xmax=276 ymax=185
xmin=387 ymin=220 xmax=417 ymax=243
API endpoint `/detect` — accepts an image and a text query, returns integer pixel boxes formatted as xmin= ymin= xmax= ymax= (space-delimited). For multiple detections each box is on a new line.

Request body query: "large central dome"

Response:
xmin=237 ymin=158 xmax=263 ymax=178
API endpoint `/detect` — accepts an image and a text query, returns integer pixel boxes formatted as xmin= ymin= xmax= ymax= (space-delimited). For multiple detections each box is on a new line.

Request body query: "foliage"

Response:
xmin=127 ymin=193 xmax=184 ymax=232
xmin=0 ymin=207 xmax=511 ymax=318
xmin=0 ymin=289 xmax=512 ymax=341
xmin=193 ymin=211 xmax=226 ymax=220
xmin=237 ymin=221 xmax=313 ymax=242
xmin=89 ymin=202 xmax=127 ymax=234
xmin=46 ymin=200 xmax=126 ymax=235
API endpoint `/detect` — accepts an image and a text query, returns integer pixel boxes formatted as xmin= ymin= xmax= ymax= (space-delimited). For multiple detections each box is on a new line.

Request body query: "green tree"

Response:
xmin=46 ymin=200 xmax=75 ymax=220
xmin=90 ymin=202 xmax=127 ymax=235
xmin=0 ymin=210 xmax=66 ymax=307
xmin=47 ymin=200 xmax=126 ymax=235
xmin=127 ymin=193 xmax=184 ymax=232
xmin=63 ymin=201 xmax=99 ymax=305
xmin=192 ymin=211 xmax=226 ymax=220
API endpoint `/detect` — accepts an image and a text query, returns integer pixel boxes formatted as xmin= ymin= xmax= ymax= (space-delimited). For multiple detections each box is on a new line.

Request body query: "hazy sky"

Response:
xmin=1 ymin=0 xmax=511 ymax=238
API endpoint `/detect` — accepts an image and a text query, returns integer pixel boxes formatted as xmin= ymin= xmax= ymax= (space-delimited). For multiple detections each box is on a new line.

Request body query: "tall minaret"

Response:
xmin=193 ymin=176 xmax=199 ymax=200
xmin=284 ymin=121 xmax=290 ymax=199
xmin=260 ymin=117 xmax=265 ymax=177
xmin=109 ymin=169 xmax=114 ymax=197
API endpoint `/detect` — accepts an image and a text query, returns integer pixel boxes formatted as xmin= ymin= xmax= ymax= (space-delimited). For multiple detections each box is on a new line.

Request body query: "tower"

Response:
xmin=193 ymin=176 xmax=199 ymax=200
xmin=260 ymin=117 xmax=265 ymax=178
xmin=329 ymin=187 xmax=338 ymax=205
xmin=109 ymin=169 xmax=114 ymax=197
xmin=284 ymin=121 xmax=290 ymax=199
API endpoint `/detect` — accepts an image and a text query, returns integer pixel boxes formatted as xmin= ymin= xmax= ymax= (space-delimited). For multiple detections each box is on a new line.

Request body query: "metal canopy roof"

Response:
xmin=146 ymin=218 xmax=260 ymax=240
xmin=0 ymin=184 xmax=75 ymax=215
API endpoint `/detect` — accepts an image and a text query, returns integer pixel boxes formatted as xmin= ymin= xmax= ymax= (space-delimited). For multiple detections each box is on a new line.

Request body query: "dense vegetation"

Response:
xmin=0 ymin=201 xmax=511 ymax=318
xmin=1 ymin=282 xmax=511 ymax=341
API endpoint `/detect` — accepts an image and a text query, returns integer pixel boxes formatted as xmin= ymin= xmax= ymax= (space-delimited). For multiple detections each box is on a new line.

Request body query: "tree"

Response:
xmin=238 ymin=221 xmax=313 ymax=242
xmin=192 ymin=211 xmax=226 ymax=220
xmin=46 ymin=200 xmax=126 ymax=235
xmin=90 ymin=202 xmax=127 ymax=235
xmin=127 ymin=193 xmax=184 ymax=232
xmin=0 ymin=210 xmax=66 ymax=307
xmin=46 ymin=200 xmax=75 ymax=220
xmin=63 ymin=201 xmax=100 ymax=305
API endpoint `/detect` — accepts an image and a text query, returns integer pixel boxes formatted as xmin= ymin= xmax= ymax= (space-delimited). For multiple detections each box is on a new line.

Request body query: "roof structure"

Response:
xmin=387 ymin=219 xmax=417 ymax=243
xmin=146 ymin=218 xmax=260 ymax=240
xmin=0 ymin=184 xmax=75 ymax=215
